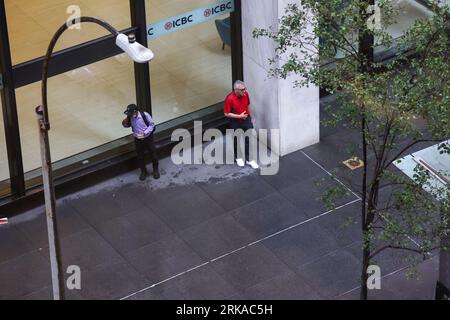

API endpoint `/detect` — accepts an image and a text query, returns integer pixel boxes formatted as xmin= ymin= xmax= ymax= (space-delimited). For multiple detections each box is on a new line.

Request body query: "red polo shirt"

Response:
xmin=224 ymin=92 xmax=251 ymax=118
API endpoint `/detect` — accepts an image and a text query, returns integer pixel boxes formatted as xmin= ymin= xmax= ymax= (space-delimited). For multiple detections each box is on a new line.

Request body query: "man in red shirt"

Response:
xmin=224 ymin=81 xmax=259 ymax=169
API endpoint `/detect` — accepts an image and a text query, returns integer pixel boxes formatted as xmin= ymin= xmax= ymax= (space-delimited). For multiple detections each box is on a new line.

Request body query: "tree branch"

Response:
xmin=384 ymin=139 xmax=444 ymax=169
xmin=369 ymin=245 xmax=429 ymax=260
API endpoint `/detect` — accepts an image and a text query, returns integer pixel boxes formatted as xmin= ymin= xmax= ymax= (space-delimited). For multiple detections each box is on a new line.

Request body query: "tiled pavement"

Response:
xmin=0 ymin=99 xmax=440 ymax=300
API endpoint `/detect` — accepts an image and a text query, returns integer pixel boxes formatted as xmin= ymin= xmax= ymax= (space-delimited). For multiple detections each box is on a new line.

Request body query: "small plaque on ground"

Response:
xmin=343 ymin=157 xmax=364 ymax=170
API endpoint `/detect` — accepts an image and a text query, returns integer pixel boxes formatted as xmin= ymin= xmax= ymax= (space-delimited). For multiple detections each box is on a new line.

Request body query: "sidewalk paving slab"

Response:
xmin=0 ymin=119 xmax=441 ymax=300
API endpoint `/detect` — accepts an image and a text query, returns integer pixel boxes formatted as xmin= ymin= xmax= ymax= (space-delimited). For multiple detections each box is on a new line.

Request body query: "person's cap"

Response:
xmin=124 ymin=104 xmax=138 ymax=116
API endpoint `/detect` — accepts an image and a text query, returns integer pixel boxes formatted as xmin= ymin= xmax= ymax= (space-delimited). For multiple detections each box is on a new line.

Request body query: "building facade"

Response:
xmin=1 ymin=0 xmax=248 ymax=203
xmin=0 ymin=0 xmax=436 ymax=205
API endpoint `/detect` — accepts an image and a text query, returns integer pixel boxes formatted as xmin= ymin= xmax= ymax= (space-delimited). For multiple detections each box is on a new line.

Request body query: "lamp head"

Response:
xmin=116 ymin=33 xmax=154 ymax=63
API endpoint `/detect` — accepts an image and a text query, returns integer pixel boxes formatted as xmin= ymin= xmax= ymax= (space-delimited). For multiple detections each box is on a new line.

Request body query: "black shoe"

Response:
xmin=153 ymin=168 xmax=160 ymax=180
xmin=139 ymin=171 xmax=148 ymax=181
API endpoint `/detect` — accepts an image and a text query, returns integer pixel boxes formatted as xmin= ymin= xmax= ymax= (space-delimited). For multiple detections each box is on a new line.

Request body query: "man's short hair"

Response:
xmin=234 ymin=80 xmax=245 ymax=90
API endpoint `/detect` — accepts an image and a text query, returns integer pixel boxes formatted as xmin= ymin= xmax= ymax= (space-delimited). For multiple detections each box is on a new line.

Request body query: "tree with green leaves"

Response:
xmin=254 ymin=0 xmax=450 ymax=300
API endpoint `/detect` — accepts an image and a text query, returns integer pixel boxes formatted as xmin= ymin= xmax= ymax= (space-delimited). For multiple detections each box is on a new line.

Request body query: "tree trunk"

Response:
xmin=361 ymin=182 xmax=381 ymax=300
xmin=360 ymin=112 xmax=369 ymax=300
xmin=358 ymin=0 xmax=375 ymax=300
xmin=438 ymin=235 xmax=450 ymax=299
xmin=361 ymin=245 xmax=371 ymax=300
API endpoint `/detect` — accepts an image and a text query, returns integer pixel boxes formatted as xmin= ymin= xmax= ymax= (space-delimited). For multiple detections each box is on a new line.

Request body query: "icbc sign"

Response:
xmin=204 ymin=1 xmax=233 ymax=17
xmin=170 ymin=15 xmax=194 ymax=29
xmin=149 ymin=15 xmax=194 ymax=35
xmin=147 ymin=0 xmax=235 ymax=39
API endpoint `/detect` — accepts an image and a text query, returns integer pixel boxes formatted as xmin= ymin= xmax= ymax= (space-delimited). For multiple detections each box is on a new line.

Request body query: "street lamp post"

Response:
xmin=35 ymin=17 xmax=154 ymax=300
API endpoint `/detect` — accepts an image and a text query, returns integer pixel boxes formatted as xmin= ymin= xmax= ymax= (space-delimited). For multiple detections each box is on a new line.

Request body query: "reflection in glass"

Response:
xmin=146 ymin=0 xmax=233 ymax=124
xmin=15 ymin=54 xmax=136 ymax=174
xmin=5 ymin=0 xmax=132 ymax=65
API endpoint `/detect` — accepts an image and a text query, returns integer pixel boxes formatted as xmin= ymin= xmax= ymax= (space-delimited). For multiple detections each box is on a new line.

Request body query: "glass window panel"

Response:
xmin=146 ymin=0 xmax=233 ymax=124
xmin=0 ymin=99 xmax=9 ymax=182
xmin=5 ymin=0 xmax=131 ymax=65
xmin=15 ymin=54 xmax=135 ymax=174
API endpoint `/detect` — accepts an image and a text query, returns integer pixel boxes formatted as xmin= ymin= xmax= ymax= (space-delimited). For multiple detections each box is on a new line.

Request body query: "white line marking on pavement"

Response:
xmin=120 ymin=262 xmax=210 ymax=300
xmin=301 ymin=151 xmax=362 ymax=201
xmin=302 ymin=149 xmax=428 ymax=298
xmin=303 ymin=146 xmax=424 ymax=251
xmin=120 ymin=198 xmax=362 ymax=300
xmin=337 ymin=265 xmax=411 ymax=299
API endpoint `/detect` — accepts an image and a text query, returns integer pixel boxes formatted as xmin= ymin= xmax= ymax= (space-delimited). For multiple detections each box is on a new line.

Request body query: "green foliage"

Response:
xmin=254 ymin=1 xmax=450 ymax=138
xmin=318 ymin=179 xmax=351 ymax=211
xmin=254 ymin=0 xmax=450 ymax=296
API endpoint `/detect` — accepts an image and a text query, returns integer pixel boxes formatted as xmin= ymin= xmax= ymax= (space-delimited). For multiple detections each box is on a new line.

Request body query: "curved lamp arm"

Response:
xmin=36 ymin=16 xmax=154 ymax=130
xmin=37 ymin=17 xmax=118 ymax=130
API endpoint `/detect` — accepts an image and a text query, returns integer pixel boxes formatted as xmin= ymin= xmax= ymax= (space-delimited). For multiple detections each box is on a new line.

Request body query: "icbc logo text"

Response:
xmin=170 ymin=15 xmax=194 ymax=29
xmin=148 ymin=15 xmax=194 ymax=35
xmin=204 ymin=2 xmax=233 ymax=17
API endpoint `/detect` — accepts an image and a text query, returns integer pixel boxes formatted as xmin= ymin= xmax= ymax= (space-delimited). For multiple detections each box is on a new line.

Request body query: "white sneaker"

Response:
xmin=247 ymin=160 xmax=260 ymax=170
xmin=236 ymin=158 xmax=245 ymax=167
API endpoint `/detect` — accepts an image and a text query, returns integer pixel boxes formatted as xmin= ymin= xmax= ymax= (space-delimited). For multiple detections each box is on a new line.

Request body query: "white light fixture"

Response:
xmin=116 ymin=33 xmax=154 ymax=63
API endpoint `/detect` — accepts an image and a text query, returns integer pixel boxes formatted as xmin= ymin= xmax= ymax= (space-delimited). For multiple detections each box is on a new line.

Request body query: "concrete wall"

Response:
xmin=242 ymin=0 xmax=320 ymax=156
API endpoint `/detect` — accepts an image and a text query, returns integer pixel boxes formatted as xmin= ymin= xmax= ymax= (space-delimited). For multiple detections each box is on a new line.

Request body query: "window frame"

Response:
xmin=0 ymin=0 xmax=243 ymax=201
